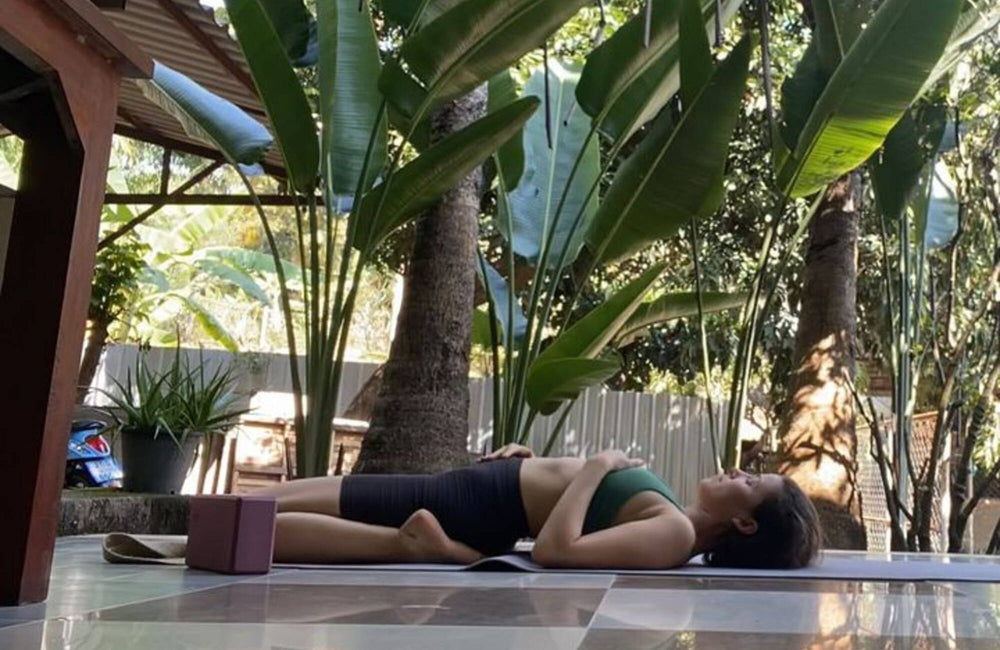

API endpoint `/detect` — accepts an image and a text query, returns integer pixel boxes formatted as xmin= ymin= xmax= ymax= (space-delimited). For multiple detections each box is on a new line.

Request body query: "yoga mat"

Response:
xmin=277 ymin=551 xmax=1000 ymax=583
xmin=101 ymin=534 xmax=1000 ymax=582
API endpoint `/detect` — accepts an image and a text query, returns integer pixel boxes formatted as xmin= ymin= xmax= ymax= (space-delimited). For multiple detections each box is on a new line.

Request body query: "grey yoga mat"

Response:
xmin=101 ymin=535 xmax=1000 ymax=582
xmin=278 ymin=550 xmax=1000 ymax=583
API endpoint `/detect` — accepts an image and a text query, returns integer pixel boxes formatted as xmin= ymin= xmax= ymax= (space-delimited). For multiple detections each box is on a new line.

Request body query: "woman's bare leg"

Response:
xmin=254 ymin=476 xmax=345 ymax=516
xmin=273 ymin=509 xmax=484 ymax=564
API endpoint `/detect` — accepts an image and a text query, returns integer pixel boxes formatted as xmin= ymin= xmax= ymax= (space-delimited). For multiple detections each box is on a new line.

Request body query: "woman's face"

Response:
xmin=696 ymin=468 xmax=785 ymax=522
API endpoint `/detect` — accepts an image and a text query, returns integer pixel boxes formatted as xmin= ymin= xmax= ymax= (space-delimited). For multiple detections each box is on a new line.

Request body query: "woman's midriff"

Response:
xmin=518 ymin=457 xmax=585 ymax=536
xmin=517 ymin=457 xmax=680 ymax=537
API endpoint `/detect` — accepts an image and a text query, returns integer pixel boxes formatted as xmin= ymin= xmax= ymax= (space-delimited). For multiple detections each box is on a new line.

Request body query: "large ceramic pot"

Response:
xmin=120 ymin=428 xmax=201 ymax=494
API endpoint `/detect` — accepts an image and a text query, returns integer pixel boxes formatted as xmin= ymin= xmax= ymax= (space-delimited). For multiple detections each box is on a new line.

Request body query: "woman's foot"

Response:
xmin=398 ymin=509 xmax=483 ymax=564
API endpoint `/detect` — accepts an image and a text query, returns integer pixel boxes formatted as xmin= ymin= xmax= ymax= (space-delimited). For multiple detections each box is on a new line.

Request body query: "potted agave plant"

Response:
xmin=100 ymin=348 xmax=248 ymax=494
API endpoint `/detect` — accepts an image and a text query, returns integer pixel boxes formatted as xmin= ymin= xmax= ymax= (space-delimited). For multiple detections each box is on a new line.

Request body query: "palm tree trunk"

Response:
xmin=776 ymin=174 xmax=867 ymax=550
xmin=77 ymin=316 xmax=109 ymax=403
xmin=352 ymin=88 xmax=486 ymax=474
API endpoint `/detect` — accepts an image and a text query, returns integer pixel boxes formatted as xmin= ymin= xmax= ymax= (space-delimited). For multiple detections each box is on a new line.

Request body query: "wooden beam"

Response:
xmin=0 ymin=77 xmax=47 ymax=105
xmin=92 ymin=0 xmax=128 ymax=9
xmin=104 ymin=192 xmax=313 ymax=207
xmin=155 ymin=0 xmax=258 ymax=97
xmin=98 ymin=160 xmax=224 ymax=250
xmin=39 ymin=0 xmax=152 ymax=77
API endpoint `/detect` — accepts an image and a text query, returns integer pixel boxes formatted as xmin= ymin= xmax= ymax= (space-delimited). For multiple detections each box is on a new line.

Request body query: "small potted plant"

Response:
xmin=173 ymin=351 xmax=249 ymax=493
xmin=100 ymin=348 xmax=247 ymax=494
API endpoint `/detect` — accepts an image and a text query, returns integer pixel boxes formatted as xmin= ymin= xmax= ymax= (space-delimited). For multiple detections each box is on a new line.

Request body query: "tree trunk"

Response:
xmin=76 ymin=316 xmax=109 ymax=403
xmin=352 ymin=88 xmax=486 ymax=474
xmin=776 ymin=174 xmax=867 ymax=550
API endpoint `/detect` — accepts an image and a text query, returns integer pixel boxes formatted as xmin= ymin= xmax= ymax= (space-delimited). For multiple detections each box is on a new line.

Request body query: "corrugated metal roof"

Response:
xmin=104 ymin=0 xmax=285 ymax=175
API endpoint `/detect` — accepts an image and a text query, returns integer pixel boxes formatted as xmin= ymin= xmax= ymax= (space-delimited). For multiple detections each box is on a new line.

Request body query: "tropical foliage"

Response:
xmin=720 ymin=0 xmax=971 ymax=468
xmin=478 ymin=0 xmax=750 ymax=455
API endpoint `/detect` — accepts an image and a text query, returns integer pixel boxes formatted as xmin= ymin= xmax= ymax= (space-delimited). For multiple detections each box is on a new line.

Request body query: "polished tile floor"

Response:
xmin=2 ymin=537 xmax=1000 ymax=648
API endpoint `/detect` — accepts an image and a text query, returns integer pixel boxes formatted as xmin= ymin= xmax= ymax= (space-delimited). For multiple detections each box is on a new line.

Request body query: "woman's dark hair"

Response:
xmin=704 ymin=477 xmax=821 ymax=569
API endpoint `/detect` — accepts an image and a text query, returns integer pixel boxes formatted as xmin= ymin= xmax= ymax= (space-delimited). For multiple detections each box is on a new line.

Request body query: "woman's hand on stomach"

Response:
xmin=587 ymin=449 xmax=645 ymax=473
xmin=479 ymin=443 xmax=534 ymax=462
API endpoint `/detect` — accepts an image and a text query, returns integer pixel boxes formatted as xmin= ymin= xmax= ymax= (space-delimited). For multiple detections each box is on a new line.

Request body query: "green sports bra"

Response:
xmin=582 ymin=467 xmax=682 ymax=534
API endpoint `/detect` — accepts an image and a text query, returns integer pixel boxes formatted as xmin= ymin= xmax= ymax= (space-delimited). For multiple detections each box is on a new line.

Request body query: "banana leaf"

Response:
xmin=355 ymin=97 xmax=539 ymax=253
xmin=615 ymin=291 xmax=747 ymax=346
xmin=776 ymin=0 xmax=964 ymax=198
xmin=576 ymin=0 xmax=744 ymax=146
xmin=500 ymin=60 xmax=599 ymax=268
xmin=384 ymin=0 xmax=591 ymax=114
xmin=317 ymin=0 xmax=386 ymax=194
xmin=586 ymin=35 xmax=752 ymax=265
xmin=139 ymin=63 xmax=272 ymax=165
xmin=225 ymin=0 xmax=319 ymax=192
xmin=257 ymin=0 xmax=315 ymax=66
xmin=531 ymin=262 xmax=667 ymax=367
xmin=526 ymin=356 xmax=621 ymax=415
xmin=489 ymin=68 xmax=526 ymax=189
xmin=478 ymin=256 xmax=528 ymax=346
xmin=679 ymin=0 xmax=713 ymax=109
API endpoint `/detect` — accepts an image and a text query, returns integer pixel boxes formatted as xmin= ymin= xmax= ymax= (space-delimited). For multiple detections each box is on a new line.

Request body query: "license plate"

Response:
xmin=85 ymin=457 xmax=123 ymax=484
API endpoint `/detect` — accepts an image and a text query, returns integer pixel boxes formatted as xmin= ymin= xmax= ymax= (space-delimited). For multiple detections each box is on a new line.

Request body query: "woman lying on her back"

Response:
xmin=258 ymin=445 xmax=822 ymax=570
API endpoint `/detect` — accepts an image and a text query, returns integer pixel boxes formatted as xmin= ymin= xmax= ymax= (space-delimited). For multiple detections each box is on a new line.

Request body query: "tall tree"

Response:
xmin=771 ymin=0 xmax=966 ymax=549
xmin=776 ymin=173 xmax=867 ymax=548
xmin=353 ymin=88 xmax=487 ymax=474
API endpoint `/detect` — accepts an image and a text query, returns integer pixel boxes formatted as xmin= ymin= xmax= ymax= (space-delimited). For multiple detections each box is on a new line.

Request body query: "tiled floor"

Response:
xmin=2 ymin=537 xmax=1000 ymax=648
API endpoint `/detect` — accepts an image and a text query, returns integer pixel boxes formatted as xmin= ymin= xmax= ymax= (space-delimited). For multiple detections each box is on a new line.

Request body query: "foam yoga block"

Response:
xmin=186 ymin=495 xmax=277 ymax=574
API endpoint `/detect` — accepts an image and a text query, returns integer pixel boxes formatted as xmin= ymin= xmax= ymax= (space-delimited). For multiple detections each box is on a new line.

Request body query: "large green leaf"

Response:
xmin=679 ymin=0 xmax=713 ymax=109
xmin=225 ymin=0 xmax=319 ymax=192
xmin=778 ymin=42 xmax=829 ymax=158
xmin=168 ymin=294 xmax=239 ymax=351
xmin=317 ymin=0 xmax=386 ymax=195
xmin=257 ymin=0 xmax=315 ymax=65
xmin=380 ymin=0 xmax=467 ymax=28
xmin=193 ymin=258 xmax=271 ymax=305
xmin=386 ymin=0 xmax=591 ymax=112
xmin=202 ymin=246 xmax=304 ymax=286
xmin=576 ymin=0 xmax=744 ymax=146
xmin=615 ymin=291 xmax=747 ymax=346
xmin=526 ymin=357 xmax=621 ymax=415
xmin=779 ymin=0 xmax=876 ymax=153
xmin=381 ymin=61 xmax=433 ymax=149
xmin=871 ymin=105 xmax=947 ymax=223
xmin=355 ymin=97 xmax=539 ymax=253
xmin=586 ymin=35 xmax=752 ymax=265
xmin=811 ymin=0 xmax=876 ymax=72
xmin=140 ymin=63 xmax=273 ymax=165
xmin=532 ymin=262 xmax=667 ymax=367
xmin=489 ymin=68 xmax=525 ymax=189
xmin=478 ymin=255 xmax=528 ymax=346
xmin=776 ymin=0 xmax=964 ymax=198
xmin=922 ymin=3 xmax=1000 ymax=97
xmin=500 ymin=61 xmax=599 ymax=268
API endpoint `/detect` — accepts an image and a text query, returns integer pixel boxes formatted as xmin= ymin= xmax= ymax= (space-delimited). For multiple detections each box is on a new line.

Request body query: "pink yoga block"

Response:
xmin=186 ymin=495 xmax=277 ymax=574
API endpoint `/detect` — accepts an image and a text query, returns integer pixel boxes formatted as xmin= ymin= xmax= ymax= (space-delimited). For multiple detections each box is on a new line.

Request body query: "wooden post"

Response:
xmin=0 ymin=0 xmax=149 ymax=606
xmin=0 ymin=184 xmax=13 ymax=289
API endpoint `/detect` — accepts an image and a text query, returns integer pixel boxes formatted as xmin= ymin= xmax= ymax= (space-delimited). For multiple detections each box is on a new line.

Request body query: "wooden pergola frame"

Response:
xmin=0 ymin=0 xmax=151 ymax=606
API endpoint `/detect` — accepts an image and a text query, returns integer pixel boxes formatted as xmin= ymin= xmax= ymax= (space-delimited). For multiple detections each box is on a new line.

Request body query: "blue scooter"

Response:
xmin=65 ymin=421 xmax=123 ymax=488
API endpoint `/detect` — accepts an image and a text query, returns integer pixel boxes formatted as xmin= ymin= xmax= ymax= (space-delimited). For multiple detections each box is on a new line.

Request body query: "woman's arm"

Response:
xmin=531 ymin=451 xmax=695 ymax=569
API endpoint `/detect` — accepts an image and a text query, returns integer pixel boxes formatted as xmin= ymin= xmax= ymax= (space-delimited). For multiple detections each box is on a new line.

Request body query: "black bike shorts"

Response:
xmin=339 ymin=457 xmax=530 ymax=556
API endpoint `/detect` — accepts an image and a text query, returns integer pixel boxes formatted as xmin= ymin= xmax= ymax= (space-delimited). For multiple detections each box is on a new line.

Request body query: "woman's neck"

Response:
xmin=683 ymin=504 xmax=731 ymax=556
